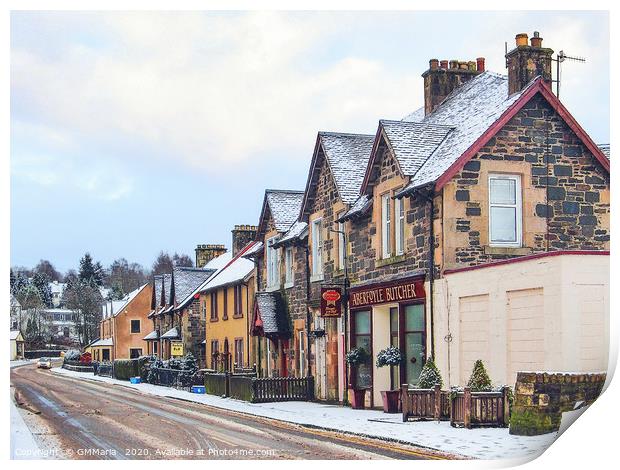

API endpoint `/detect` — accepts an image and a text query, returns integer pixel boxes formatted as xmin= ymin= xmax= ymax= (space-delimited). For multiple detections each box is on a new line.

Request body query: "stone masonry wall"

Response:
xmin=510 ymin=371 xmax=606 ymax=436
xmin=443 ymin=94 xmax=610 ymax=271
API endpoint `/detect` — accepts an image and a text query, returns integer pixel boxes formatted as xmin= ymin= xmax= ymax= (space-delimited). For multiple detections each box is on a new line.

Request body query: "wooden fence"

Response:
xmin=450 ymin=387 xmax=510 ymax=428
xmin=402 ymin=385 xmax=450 ymax=422
xmin=205 ymin=373 xmax=314 ymax=403
xmin=402 ymin=385 xmax=510 ymax=427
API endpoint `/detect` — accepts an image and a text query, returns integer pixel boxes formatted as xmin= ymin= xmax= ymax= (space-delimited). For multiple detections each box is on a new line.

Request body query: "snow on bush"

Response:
xmin=467 ymin=359 xmax=492 ymax=392
xmin=63 ymin=349 xmax=81 ymax=361
xmin=418 ymin=358 xmax=443 ymax=388
xmin=375 ymin=346 xmax=403 ymax=368
xmin=345 ymin=347 xmax=369 ymax=365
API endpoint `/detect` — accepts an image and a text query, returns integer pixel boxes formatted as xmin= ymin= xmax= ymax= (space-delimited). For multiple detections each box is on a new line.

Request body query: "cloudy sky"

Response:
xmin=10 ymin=10 xmax=609 ymax=273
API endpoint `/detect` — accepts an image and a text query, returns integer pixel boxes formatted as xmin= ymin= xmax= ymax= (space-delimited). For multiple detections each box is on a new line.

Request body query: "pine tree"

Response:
xmin=79 ymin=253 xmax=104 ymax=287
xmin=467 ymin=359 xmax=492 ymax=391
xmin=31 ymin=272 xmax=52 ymax=307
xmin=418 ymin=358 xmax=443 ymax=388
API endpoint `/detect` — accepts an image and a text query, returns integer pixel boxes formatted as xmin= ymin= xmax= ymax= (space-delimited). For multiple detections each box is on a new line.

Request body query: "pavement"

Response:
xmin=10 ymin=363 xmax=449 ymax=460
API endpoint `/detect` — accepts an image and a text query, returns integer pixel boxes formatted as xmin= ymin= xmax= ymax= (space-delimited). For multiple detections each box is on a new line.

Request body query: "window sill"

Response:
xmin=310 ymin=274 xmax=324 ymax=283
xmin=376 ymin=254 xmax=407 ymax=268
xmin=265 ymin=285 xmax=280 ymax=293
xmin=484 ymin=246 xmax=531 ymax=256
xmin=333 ymin=269 xmax=344 ymax=278
xmin=232 ymin=314 xmax=244 ymax=319
xmin=210 ymin=318 xmax=219 ymax=323
xmin=284 ymin=281 xmax=294 ymax=289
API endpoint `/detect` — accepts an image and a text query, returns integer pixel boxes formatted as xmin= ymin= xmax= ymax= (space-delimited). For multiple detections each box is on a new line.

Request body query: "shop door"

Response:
xmin=403 ymin=304 xmax=425 ymax=386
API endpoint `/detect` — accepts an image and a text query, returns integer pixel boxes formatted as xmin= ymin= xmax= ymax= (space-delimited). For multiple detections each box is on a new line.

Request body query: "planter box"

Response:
xmin=350 ymin=389 xmax=367 ymax=409
xmin=380 ymin=390 xmax=400 ymax=413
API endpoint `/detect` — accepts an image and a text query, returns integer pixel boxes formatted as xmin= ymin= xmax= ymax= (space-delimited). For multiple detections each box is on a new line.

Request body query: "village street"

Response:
xmin=10 ymin=363 xmax=447 ymax=460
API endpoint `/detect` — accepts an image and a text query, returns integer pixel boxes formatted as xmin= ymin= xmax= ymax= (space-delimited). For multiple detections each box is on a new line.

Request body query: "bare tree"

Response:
xmin=106 ymin=258 xmax=147 ymax=298
xmin=34 ymin=259 xmax=62 ymax=282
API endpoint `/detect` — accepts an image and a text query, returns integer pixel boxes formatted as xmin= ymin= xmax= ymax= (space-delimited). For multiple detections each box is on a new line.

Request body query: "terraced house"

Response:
xmin=248 ymin=189 xmax=304 ymax=377
xmin=200 ymin=225 xmax=258 ymax=372
xmin=253 ymin=31 xmax=609 ymax=409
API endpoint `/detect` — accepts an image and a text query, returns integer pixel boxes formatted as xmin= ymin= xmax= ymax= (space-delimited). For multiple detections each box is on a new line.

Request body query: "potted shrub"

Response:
xmin=346 ymin=347 xmax=370 ymax=409
xmin=467 ymin=359 xmax=492 ymax=392
xmin=418 ymin=358 xmax=443 ymax=389
xmin=376 ymin=346 xmax=403 ymax=413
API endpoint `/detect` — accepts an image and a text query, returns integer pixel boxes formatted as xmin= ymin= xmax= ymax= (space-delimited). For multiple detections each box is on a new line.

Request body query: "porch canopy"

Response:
xmin=143 ymin=330 xmax=159 ymax=341
xmin=90 ymin=338 xmax=113 ymax=347
xmin=252 ymin=292 xmax=291 ymax=340
xmin=160 ymin=327 xmax=179 ymax=340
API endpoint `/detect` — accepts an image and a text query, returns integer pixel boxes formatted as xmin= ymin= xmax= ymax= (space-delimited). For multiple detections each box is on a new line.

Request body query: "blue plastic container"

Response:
xmin=130 ymin=377 xmax=141 ymax=384
xmin=191 ymin=385 xmax=206 ymax=394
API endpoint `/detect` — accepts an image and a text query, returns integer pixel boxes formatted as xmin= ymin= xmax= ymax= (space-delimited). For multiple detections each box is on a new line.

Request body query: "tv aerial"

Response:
xmin=552 ymin=50 xmax=586 ymax=99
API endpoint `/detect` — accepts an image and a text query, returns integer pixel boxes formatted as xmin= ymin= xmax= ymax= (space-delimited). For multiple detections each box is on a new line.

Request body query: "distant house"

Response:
xmin=10 ymin=330 xmax=25 ymax=360
xmin=10 ymin=294 xmax=22 ymax=331
xmin=49 ymin=281 xmax=66 ymax=308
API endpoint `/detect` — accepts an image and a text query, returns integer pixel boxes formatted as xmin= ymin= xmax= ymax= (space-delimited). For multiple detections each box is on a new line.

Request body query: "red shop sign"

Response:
xmin=320 ymin=287 xmax=343 ymax=318
xmin=349 ymin=277 xmax=425 ymax=309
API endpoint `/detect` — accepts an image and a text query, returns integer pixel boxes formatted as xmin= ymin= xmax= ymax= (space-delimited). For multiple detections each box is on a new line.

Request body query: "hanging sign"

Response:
xmin=320 ymin=286 xmax=343 ymax=318
xmin=171 ymin=342 xmax=184 ymax=356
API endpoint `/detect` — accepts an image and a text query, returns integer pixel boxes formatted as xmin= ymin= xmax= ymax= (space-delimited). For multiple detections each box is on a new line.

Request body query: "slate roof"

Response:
xmin=161 ymin=327 xmax=179 ymax=339
xmin=379 ymin=120 xmax=454 ymax=176
xmin=400 ymin=71 xmax=534 ymax=192
xmin=319 ymin=132 xmax=374 ymax=204
xmin=170 ymin=267 xmax=215 ymax=308
xmin=265 ymin=190 xmax=305 ymax=232
xmin=272 ymin=220 xmax=308 ymax=248
xmin=91 ymin=338 xmax=114 ymax=347
xmin=102 ymin=284 xmax=148 ymax=319
xmin=199 ymin=241 xmax=259 ymax=291
xmin=340 ymin=194 xmax=372 ymax=221
xmin=143 ymin=330 xmax=159 ymax=340
xmin=241 ymin=241 xmax=264 ymax=259
xmin=254 ymin=291 xmax=291 ymax=338
xmin=598 ymin=144 xmax=610 ymax=159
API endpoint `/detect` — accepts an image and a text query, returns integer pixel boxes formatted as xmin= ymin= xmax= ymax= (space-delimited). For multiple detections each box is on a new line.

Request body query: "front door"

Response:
xmin=402 ymin=303 xmax=425 ymax=386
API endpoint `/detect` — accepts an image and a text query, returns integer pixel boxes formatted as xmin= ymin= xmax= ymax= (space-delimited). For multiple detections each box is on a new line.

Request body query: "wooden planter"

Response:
xmin=350 ymin=389 xmax=367 ymax=409
xmin=380 ymin=390 xmax=400 ymax=413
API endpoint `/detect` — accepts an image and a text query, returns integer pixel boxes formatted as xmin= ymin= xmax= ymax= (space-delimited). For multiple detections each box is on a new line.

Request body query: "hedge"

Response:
xmin=113 ymin=356 xmax=152 ymax=381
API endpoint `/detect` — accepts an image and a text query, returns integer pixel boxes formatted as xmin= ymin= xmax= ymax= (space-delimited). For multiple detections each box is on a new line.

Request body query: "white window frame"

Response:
xmin=284 ymin=246 xmax=293 ymax=288
xmin=381 ymin=193 xmax=392 ymax=259
xmin=488 ymin=173 xmax=522 ymax=247
xmin=311 ymin=218 xmax=323 ymax=279
xmin=266 ymin=236 xmax=280 ymax=289
xmin=395 ymin=197 xmax=405 ymax=255
xmin=337 ymin=218 xmax=345 ymax=270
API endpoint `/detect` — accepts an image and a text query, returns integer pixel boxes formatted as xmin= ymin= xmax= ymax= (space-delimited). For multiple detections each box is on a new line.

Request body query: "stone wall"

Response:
xmin=181 ymin=298 xmax=205 ymax=362
xmin=442 ymin=94 xmax=610 ymax=271
xmin=510 ymin=371 xmax=606 ymax=436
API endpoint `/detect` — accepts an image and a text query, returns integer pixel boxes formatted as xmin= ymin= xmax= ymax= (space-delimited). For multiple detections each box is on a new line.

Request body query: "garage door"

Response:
xmin=507 ymin=288 xmax=544 ymax=386
xmin=577 ymin=284 xmax=606 ymax=372
xmin=459 ymin=294 xmax=490 ymax=385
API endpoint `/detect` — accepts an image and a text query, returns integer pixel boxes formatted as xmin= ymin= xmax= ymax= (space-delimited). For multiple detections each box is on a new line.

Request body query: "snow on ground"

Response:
xmin=10 ymin=359 xmax=34 ymax=369
xmin=10 ymin=398 xmax=42 ymax=459
xmin=52 ymin=367 xmax=557 ymax=461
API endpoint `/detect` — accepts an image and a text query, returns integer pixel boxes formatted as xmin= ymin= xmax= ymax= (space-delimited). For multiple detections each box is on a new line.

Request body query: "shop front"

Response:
xmin=348 ymin=275 xmax=426 ymax=408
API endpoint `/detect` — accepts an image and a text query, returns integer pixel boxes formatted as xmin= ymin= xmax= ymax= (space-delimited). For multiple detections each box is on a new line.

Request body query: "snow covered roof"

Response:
xmin=378 ymin=120 xmax=454 ymax=176
xmin=340 ymin=194 xmax=372 ymax=221
xmin=101 ymin=284 xmax=148 ymax=319
xmin=265 ymin=190 xmax=304 ymax=232
xmin=272 ymin=221 xmax=308 ymax=248
xmin=203 ymin=251 xmax=233 ymax=270
xmin=399 ymin=72 xmax=533 ymax=192
xmin=49 ymin=281 xmax=66 ymax=294
xmin=10 ymin=330 xmax=23 ymax=341
xmin=10 ymin=294 xmax=21 ymax=308
xmin=143 ymin=330 xmax=159 ymax=340
xmin=161 ymin=327 xmax=179 ymax=339
xmin=169 ymin=267 xmax=215 ymax=308
xmin=253 ymin=292 xmax=290 ymax=338
xmin=319 ymin=132 xmax=374 ymax=204
xmin=91 ymin=338 xmax=113 ymax=347
xmin=598 ymin=144 xmax=610 ymax=159
xmin=241 ymin=241 xmax=263 ymax=259
xmin=200 ymin=241 xmax=259 ymax=292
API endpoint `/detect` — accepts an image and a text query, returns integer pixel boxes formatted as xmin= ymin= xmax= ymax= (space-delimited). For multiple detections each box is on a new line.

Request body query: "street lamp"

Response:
xmin=329 ymin=225 xmax=350 ymax=407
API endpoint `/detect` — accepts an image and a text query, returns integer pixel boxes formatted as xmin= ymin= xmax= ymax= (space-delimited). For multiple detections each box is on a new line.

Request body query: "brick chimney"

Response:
xmin=231 ymin=225 xmax=258 ymax=256
xmin=505 ymin=31 xmax=553 ymax=95
xmin=422 ymin=57 xmax=485 ymax=115
xmin=195 ymin=244 xmax=227 ymax=268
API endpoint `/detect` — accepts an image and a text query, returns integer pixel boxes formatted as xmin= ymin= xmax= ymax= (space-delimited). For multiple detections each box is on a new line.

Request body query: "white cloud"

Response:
xmin=11 ymin=11 xmax=420 ymax=176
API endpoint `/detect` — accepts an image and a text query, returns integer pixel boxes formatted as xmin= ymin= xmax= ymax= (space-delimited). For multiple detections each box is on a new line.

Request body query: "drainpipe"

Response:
xmin=414 ymin=184 xmax=436 ymax=361
xmin=304 ymin=245 xmax=312 ymax=378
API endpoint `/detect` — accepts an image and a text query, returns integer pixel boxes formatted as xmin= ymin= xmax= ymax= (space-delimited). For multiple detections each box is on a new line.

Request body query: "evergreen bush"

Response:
xmin=418 ymin=358 xmax=443 ymax=388
xmin=467 ymin=359 xmax=492 ymax=391
xmin=375 ymin=346 xmax=403 ymax=368
xmin=345 ymin=347 xmax=369 ymax=365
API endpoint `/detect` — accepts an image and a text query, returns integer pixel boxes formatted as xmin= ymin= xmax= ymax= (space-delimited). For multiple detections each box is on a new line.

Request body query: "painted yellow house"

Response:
xmin=200 ymin=241 xmax=258 ymax=372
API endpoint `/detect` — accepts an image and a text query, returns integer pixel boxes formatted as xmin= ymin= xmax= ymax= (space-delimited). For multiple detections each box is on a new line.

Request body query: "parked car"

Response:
xmin=37 ymin=357 xmax=52 ymax=369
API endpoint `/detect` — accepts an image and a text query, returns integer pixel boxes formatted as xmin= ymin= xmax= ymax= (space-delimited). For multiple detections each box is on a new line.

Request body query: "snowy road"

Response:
xmin=10 ymin=364 xmax=448 ymax=460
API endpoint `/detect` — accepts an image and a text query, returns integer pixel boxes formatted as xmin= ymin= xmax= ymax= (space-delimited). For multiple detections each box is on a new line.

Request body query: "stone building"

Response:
xmin=247 ymin=189 xmax=304 ymax=377
xmin=255 ymin=31 xmax=609 ymax=408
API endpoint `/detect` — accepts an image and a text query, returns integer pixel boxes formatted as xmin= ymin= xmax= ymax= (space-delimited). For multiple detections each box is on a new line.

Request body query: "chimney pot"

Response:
xmin=429 ymin=59 xmax=439 ymax=70
xmin=476 ymin=57 xmax=485 ymax=72
xmin=515 ymin=33 xmax=529 ymax=47
xmin=449 ymin=60 xmax=459 ymax=69
xmin=530 ymin=32 xmax=543 ymax=48
xmin=440 ymin=60 xmax=448 ymax=69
